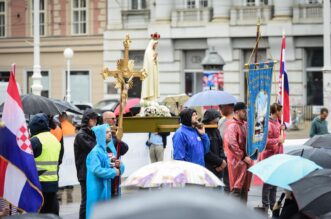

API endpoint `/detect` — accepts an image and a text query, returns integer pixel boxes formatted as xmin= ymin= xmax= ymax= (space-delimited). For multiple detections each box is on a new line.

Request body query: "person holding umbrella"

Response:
xmin=223 ymin=102 xmax=252 ymax=202
xmin=257 ymin=103 xmax=285 ymax=212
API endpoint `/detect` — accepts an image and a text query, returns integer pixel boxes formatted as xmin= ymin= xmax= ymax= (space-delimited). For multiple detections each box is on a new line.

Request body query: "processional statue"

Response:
xmin=141 ymin=32 xmax=161 ymax=103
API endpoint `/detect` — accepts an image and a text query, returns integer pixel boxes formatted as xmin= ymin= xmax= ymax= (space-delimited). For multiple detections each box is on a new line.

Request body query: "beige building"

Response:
xmin=0 ymin=0 xmax=106 ymax=105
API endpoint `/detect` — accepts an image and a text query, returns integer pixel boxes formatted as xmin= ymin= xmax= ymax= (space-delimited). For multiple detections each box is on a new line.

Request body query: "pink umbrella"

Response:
xmin=114 ymin=98 xmax=140 ymax=116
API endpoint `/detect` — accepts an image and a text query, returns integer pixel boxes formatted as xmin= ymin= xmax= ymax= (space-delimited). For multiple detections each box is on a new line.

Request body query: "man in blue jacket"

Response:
xmin=86 ymin=124 xmax=125 ymax=219
xmin=173 ymin=108 xmax=210 ymax=166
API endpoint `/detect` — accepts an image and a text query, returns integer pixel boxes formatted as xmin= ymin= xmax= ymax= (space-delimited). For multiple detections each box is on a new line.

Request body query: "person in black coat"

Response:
xmin=73 ymin=109 xmax=98 ymax=219
xmin=202 ymin=108 xmax=227 ymax=180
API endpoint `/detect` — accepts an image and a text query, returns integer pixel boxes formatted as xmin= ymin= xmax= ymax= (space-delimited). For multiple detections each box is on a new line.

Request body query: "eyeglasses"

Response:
xmin=106 ymin=118 xmax=116 ymax=120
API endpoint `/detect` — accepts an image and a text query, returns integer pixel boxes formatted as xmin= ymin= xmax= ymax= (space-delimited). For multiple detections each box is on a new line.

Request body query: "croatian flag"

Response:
xmin=0 ymin=66 xmax=43 ymax=212
xmin=278 ymin=34 xmax=290 ymax=125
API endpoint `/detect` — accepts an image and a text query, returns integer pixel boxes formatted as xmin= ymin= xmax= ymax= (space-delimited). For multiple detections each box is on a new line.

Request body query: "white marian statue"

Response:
xmin=141 ymin=32 xmax=160 ymax=102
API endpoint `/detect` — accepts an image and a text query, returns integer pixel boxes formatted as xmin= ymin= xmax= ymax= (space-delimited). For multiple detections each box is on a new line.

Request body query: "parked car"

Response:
xmin=74 ymin=103 xmax=93 ymax=112
xmin=94 ymin=98 xmax=120 ymax=114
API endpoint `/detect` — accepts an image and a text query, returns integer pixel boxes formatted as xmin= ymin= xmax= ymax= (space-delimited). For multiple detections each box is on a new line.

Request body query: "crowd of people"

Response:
xmin=1 ymin=101 xmax=329 ymax=219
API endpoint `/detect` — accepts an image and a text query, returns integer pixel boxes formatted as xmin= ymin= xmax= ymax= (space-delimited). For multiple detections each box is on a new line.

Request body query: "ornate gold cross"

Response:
xmin=101 ymin=35 xmax=147 ymax=141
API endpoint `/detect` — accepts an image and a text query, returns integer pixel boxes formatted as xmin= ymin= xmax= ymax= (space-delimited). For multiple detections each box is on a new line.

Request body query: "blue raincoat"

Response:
xmin=173 ymin=125 xmax=210 ymax=166
xmin=86 ymin=124 xmax=125 ymax=219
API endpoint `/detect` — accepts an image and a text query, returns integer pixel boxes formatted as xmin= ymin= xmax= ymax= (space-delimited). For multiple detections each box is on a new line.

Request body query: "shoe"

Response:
xmin=254 ymin=205 xmax=268 ymax=214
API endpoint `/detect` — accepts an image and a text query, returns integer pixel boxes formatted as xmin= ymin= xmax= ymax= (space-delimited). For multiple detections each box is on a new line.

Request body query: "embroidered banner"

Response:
xmin=246 ymin=61 xmax=274 ymax=159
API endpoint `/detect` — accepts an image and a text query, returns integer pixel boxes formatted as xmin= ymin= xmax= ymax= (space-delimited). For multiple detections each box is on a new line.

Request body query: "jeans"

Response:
xmin=262 ymin=183 xmax=277 ymax=210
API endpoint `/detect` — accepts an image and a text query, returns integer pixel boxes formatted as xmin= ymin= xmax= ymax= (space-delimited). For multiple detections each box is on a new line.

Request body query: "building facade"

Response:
xmin=0 ymin=0 xmax=107 ymax=105
xmin=105 ymin=0 xmax=328 ymax=109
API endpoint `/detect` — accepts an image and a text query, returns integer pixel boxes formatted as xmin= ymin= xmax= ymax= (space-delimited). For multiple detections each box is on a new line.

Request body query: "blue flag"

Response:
xmin=247 ymin=62 xmax=274 ymax=159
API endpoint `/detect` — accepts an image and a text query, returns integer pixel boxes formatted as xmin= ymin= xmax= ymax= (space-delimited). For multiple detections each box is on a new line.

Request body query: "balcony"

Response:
xmin=230 ymin=6 xmax=273 ymax=25
xmin=293 ymin=4 xmax=323 ymax=24
xmin=171 ymin=8 xmax=212 ymax=27
xmin=122 ymin=9 xmax=150 ymax=29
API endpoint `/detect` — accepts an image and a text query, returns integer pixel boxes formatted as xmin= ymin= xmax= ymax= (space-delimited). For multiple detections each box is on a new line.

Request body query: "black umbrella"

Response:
xmin=290 ymin=169 xmax=331 ymax=217
xmin=90 ymin=187 xmax=265 ymax=219
xmin=52 ymin=99 xmax=82 ymax=114
xmin=0 ymin=94 xmax=62 ymax=115
xmin=287 ymin=147 xmax=331 ymax=169
xmin=304 ymin=134 xmax=331 ymax=149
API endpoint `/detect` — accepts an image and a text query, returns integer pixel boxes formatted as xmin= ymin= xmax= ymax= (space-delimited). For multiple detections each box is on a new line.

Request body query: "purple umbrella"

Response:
xmin=184 ymin=90 xmax=237 ymax=107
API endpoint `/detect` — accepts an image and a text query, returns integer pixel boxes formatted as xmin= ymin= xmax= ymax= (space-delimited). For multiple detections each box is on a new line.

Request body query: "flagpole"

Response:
xmin=281 ymin=32 xmax=285 ymax=137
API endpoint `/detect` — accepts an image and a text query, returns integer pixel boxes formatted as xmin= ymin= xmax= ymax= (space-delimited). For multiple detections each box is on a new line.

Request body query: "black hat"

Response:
xmin=234 ymin=102 xmax=247 ymax=112
xmin=202 ymin=108 xmax=220 ymax=124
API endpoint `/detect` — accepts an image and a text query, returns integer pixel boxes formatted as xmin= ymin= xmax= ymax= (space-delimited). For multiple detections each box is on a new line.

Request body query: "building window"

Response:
xmin=27 ymin=71 xmax=49 ymax=97
xmin=242 ymin=49 xmax=267 ymax=102
xmin=0 ymin=0 xmax=6 ymax=37
xmin=0 ymin=71 xmax=9 ymax=82
xmin=306 ymin=48 xmax=323 ymax=105
xmin=66 ymin=70 xmax=90 ymax=103
xmin=32 ymin=0 xmax=46 ymax=36
xmin=131 ymin=0 xmax=147 ymax=10
xmin=184 ymin=50 xmax=205 ymax=96
xmin=245 ymin=0 xmax=268 ymax=6
xmin=186 ymin=0 xmax=208 ymax=8
xmin=72 ymin=0 xmax=87 ymax=35
xmin=128 ymin=51 xmax=144 ymax=98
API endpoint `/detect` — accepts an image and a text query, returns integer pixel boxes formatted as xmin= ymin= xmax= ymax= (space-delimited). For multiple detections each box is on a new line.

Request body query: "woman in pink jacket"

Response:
xmin=258 ymin=103 xmax=285 ymax=212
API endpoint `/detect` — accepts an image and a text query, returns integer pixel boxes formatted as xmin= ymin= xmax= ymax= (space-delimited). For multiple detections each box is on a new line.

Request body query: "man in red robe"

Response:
xmin=224 ymin=102 xmax=252 ymax=202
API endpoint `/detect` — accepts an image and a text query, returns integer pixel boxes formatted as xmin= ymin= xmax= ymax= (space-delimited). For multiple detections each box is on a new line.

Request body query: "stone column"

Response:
xmin=323 ymin=0 xmax=331 ymax=130
xmin=154 ymin=0 xmax=173 ymax=22
xmin=212 ymin=0 xmax=231 ymax=22
xmin=273 ymin=0 xmax=293 ymax=19
xmin=107 ymin=0 xmax=122 ymax=29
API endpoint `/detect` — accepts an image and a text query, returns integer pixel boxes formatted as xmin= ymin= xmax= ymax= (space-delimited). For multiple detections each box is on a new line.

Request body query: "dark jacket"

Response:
xmin=73 ymin=109 xmax=98 ymax=182
xmin=29 ymin=113 xmax=63 ymax=192
xmin=204 ymin=127 xmax=226 ymax=178
xmin=147 ymin=132 xmax=170 ymax=148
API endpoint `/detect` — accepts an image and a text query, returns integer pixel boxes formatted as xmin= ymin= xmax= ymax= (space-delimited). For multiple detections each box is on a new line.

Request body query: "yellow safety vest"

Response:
xmin=34 ymin=132 xmax=61 ymax=182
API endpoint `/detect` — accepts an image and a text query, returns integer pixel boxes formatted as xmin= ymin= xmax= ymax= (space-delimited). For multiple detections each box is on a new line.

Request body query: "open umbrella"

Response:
xmin=52 ymin=99 xmax=82 ymax=114
xmin=91 ymin=187 xmax=265 ymax=219
xmin=287 ymin=147 xmax=331 ymax=169
xmin=122 ymin=160 xmax=224 ymax=188
xmin=248 ymin=154 xmax=322 ymax=190
xmin=114 ymin=98 xmax=140 ymax=116
xmin=162 ymin=94 xmax=189 ymax=115
xmin=290 ymin=169 xmax=331 ymax=217
xmin=0 ymin=94 xmax=62 ymax=115
xmin=303 ymin=134 xmax=331 ymax=149
xmin=184 ymin=90 xmax=236 ymax=107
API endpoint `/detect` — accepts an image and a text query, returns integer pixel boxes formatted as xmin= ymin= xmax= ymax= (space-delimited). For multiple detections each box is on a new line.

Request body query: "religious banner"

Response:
xmin=202 ymin=70 xmax=224 ymax=91
xmin=246 ymin=61 xmax=274 ymax=159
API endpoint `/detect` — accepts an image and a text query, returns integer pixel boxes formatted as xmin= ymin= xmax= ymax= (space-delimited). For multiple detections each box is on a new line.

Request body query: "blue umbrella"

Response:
xmin=184 ymin=90 xmax=237 ymax=107
xmin=248 ymin=154 xmax=322 ymax=190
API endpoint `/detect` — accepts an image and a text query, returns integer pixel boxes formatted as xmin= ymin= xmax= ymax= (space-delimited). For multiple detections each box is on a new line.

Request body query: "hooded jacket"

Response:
xmin=29 ymin=113 xmax=63 ymax=192
xmin=86 ymin=124 xmax=125 ymax=219
xmin=173 ymin=108 xmax=210 ymax=166
xmin=74 ymin=109 xmax=98 ymax=182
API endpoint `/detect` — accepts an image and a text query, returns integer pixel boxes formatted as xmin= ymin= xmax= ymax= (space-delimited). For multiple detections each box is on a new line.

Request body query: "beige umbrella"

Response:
xmin=162 ymin=93 xmax=189 ymax=115
xmin=122 ymin=160 xmax=224 ymax=188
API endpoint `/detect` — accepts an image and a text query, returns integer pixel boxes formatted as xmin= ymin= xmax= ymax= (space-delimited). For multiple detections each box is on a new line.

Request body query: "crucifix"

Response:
xmin=101 ymin=35 xmax=147 ymax=140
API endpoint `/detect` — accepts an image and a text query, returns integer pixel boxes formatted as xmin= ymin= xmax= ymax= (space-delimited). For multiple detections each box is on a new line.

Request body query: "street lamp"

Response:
xmin=64 ymin=48 xmax=74 ymax=102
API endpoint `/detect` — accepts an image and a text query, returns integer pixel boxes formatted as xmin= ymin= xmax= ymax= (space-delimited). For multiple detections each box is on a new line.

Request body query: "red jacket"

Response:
xmin=224 ymin=118 xmax=252 ymax=191
xmin=259 ymin=117 xmax=284 ymax=160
